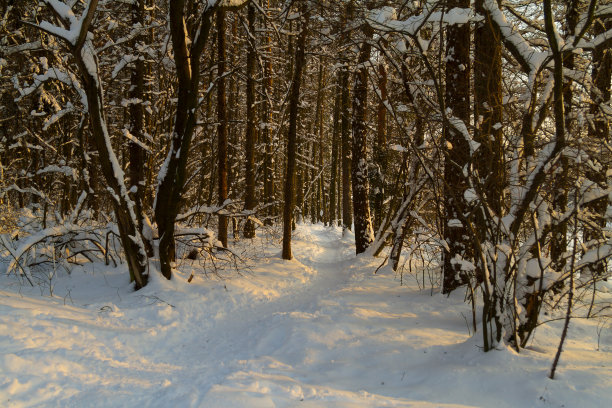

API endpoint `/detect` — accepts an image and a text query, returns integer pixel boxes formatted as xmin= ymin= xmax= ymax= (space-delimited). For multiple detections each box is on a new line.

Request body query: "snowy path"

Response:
xmin=1 ymin=224 xmax=611 ymax=407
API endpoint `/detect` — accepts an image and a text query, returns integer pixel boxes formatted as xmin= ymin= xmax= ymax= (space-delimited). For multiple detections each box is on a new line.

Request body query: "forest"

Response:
xmin=0 ymin=0 xmax=611 ymax=406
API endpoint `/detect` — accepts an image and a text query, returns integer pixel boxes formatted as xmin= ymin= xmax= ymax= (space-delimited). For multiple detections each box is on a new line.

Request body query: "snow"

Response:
xmin=38 ymin=0 xmax=87 ymax=46
xmin=1 ymin=224 xmax=610 ymax=407
xmin=112 ymin=55 xmax=139 ymax=79
xmin=210 ymin=0 xmax=249 ymax=9
xmin=368 ymin=7 xmax=476 ymax=35
xmin=390 ymin=144 xmax=408 ymax=153
xmin=122 ymin=128 xmax=152 ymax=154
xmin=16 ymin=67 xmax=87 ymax=109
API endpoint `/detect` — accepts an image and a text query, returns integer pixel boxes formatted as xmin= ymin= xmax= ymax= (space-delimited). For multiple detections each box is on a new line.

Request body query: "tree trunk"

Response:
xmin=550 ymin=0 xmax=580 ymax=275
xmin=217 ymin=9 xmax=229 ymax=248
xmin=340 ymin=69 xmax=352 ymax=232
xmin=373 ymin=63 xmax=388 ymax=232
xmin=351 ymin=25 xmax=375 ymax=254
xmin=313 ymin=60 xmax=324 ymax=224
xmin=228 ymin=17 xmax=239 ymax=240
xmin=77 ymin=49 xmax=148 ymax=289
xmin=262 ymin=0 xmax=275 ymax=225
xmin=585 ymin=12 xmax=611 ymax=274
xmin=243 ymin=3 xmax=257 ymax=238
xmin=442 ymin=0 xmax=471 ymax=294
xmin=474 ymin=0 xmax=504 ymax=217
xmin=282 ymin=4 xmax=309 ymax=260
xmin=156 ymin=1 xmax=220 ymax=280
xmin=128 ymin=0 xmax=152 ymax=257
xmin=329 ymin=73 xmax=341 ymax=227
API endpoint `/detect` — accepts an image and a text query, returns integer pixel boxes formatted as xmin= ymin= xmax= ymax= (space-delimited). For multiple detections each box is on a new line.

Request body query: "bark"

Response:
xmin=243 ymin=3 xmax=257 ymax=238
xmin=314 ymin=60 xmax=324 ymax=223
xmin=373 ymin=63 xmax=388 ymax=232
xmin=282 ymin=4 xmax=309 ymax=260
xmin=329 ymin=73 xmax=341 ymax=226
xmin=228 ymin=17 xmax=239 ymax=240
xmin=340 ymin=1 xmax=353 ymax=233
xmin=585 ymin=13 xmax=611 ymax=274
xmin=474 ymin=0 xmax=504 ymax=217
xmin=550 ymin=0 xmax=579 ymax=275
xmin=217 ymin=9 xmax=229 ymax=248
xmin=262 ymin=0 xmax=274 ymax=225
xmin=442 ymin=0 xmax=472 ymax=294
xmin=352 ymin=24 xmax=375 ymax=254
xmin=340 ymin=69 xmax=352 ymax=232
xmin=128 ymin=0 xmax=152 ymax=257
xmin=80 ymin=59 xmax=148 ymax=288
xmin=156 ymin=0 xmax=222 ymax=280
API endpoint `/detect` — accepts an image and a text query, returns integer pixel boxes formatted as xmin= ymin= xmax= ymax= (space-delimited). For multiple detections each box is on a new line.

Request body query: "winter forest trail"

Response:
xmin=0 ymin=224 xmax=611 ymax=408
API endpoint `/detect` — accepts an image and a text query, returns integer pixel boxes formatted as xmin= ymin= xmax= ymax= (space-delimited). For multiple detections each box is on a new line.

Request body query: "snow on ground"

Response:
xmin=1 ymin=224 xmax=611 ymax=407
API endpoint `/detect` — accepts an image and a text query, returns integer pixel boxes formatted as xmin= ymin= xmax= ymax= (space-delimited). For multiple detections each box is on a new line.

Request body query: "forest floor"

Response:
xmin=0 ymin=223 xmax=611 ymax=407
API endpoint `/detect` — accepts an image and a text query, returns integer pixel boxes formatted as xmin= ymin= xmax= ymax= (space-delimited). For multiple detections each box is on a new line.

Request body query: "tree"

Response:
xmin=156 ymin=0 xmax=248 ymax=280
xmin=373 ymin=63 xmax=388 ymax=233
xmin=26 ymin=0 xmax=150 ymax=288
xmin=217 ymin=8 xmax=229 ymax=248
xmin=473 ymin=0 xmax=504 ymax=217
xmin=351 ymin=17 xmax=375 ymax=254
xmin=340 ymin=3 xmax=353 ymax=234
xmin=328 ymin=73 xmax=342 ymax=226
xmin=442 ymin=0 xmax=472 ymax=294
xmin=282 ymin=1 xmax=309 ymax=260
xmin=128 ymin=0 xmax=153 ymax=257
xmin=243 ymin=2 xmax=257 ymax=238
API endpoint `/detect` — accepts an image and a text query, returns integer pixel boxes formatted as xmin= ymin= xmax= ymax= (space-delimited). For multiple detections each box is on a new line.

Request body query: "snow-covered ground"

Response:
xmin=1 ymin=224 xmax=610 ymax=407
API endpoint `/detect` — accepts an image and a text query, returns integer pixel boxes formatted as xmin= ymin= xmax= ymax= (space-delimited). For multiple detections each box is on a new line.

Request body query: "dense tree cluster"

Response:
xmin=1 ymin=0 xmax=610 ymax=358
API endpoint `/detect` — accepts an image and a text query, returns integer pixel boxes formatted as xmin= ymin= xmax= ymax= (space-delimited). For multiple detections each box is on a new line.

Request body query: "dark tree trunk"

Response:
xmin=243 ymin=3 xmax=257 ymax=238
xmin=340 ymin=69 xmax=352 ymax=232
xmin=128 ymin=0 xmax=152 ymax=257
xmin=282 ymin=4 xmax=309 ymax=260
xmin=585 ymin=13 xmax=611 ymax=274
xmin=373 ymin=63 xmax=388 ymax=232
xmin=329 ymin=73 xmax=341 ymax=227
xmin=217 ymin=9 xmax=229 ymax=248
xmin=262 ymin=0 xmax=274 ymax=225
xmin=550 ymin=0 xmax=580 ymax=274
xmin=474 ymin=0 xmax=504 ymax=217
xmin=317 ymin=107 xmax=325 ymax=224
xmin=156 ymin=1 xmax=222 ymax=280
xmin=340 ymin=1 xmax=354 ymax=233
xmin=442 ymin=0 xmax=471 ymax=294
xmin=228 ymin=17 xmax=239 ymax=240
xmin=78 ymin=55 xmax=148 ymax=288
xmin=313 ymin=60 xmax=324 ymax=224
xmin=542 ymin=0 xmax=567 ymax=277
xmin=351 ymin=25 xmax=375 ymax=254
